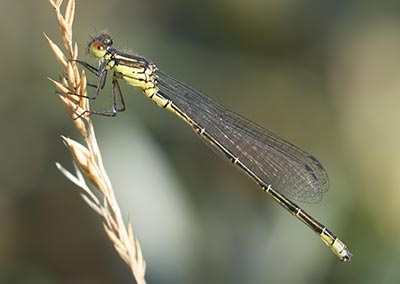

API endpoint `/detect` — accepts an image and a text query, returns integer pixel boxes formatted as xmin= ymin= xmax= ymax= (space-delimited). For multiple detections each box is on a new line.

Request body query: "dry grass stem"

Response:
xmin=46 ymin=0 xmax=147 ymax=282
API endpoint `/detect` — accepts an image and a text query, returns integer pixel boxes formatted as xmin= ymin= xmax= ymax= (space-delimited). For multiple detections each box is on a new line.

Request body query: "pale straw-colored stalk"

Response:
xmin=45 ymin=1 xmax=146 ymax=283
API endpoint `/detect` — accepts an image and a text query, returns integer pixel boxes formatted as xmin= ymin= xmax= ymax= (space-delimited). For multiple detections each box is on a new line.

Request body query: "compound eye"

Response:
xmin=89 ymin=40 xmax=108 ymax=58
xmin=91 ymin=41 xmax=106 ymax=51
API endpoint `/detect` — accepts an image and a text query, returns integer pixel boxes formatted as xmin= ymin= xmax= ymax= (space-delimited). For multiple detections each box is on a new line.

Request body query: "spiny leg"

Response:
xmin=67 ymin=60 xmax=126 ymax=118
xmin=77 ymin=76 xmax=126 ymax=117
xmin=74 ymin=60 xmax=100 ymax=76
xmin=112 ymin=76 xmax=126 ymax=112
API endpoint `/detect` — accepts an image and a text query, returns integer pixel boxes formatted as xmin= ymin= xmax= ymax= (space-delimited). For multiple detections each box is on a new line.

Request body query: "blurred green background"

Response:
xmin=1 ymin=0 xmax=400 ymax=283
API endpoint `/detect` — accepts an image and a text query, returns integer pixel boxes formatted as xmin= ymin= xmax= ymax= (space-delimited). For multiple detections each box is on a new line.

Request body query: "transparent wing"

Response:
xmin=156 ymin=71 xmax=329 ymax=203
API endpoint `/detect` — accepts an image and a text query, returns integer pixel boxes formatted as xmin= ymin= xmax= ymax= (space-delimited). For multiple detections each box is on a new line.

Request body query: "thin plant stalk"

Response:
xmin=46 ymin=1 xmax=146 ymax=282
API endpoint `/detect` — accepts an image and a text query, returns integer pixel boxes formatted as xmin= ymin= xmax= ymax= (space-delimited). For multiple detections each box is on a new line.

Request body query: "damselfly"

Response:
xmin=74 ymin=33 xmax=352 ymax=262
